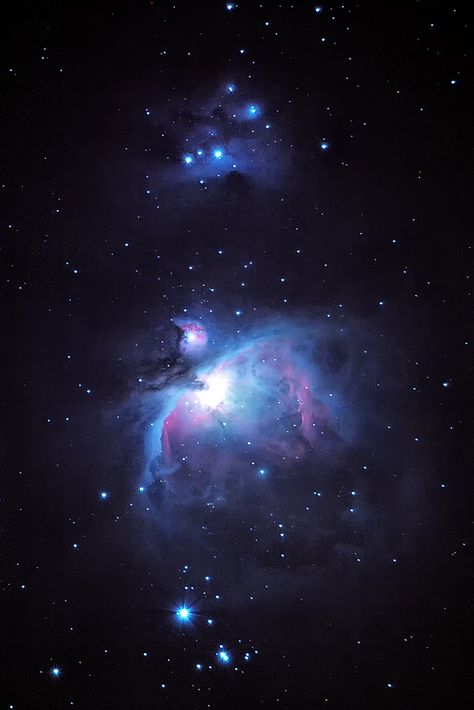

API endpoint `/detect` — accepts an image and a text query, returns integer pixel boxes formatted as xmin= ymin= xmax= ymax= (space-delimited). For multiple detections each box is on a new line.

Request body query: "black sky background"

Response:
xmin=1 ymin=2 xmax=473 ymax=709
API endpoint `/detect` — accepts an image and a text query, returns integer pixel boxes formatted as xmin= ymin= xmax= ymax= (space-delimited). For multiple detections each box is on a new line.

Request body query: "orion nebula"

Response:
xmin=126 ymin=311 xmax=401 ymax=595
xmin=148 ymin=320 xmax=334 ymax=481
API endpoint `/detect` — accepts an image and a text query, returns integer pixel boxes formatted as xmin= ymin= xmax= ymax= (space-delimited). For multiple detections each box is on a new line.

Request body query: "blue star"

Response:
xmin=176 ymin=606 xmax=191 ymax=622
xmin=247 ymin=104 xmax=261 ymax=118
xmin=213 ymin=149 xmax=223 ymax=159
xmin=183 ymin=154 xmax=194 ymax=165
xmin=217 ymin=648 xmax=231 ymax=664
xmin=50 ymin=667 xmax=61 ymax=678
xmin=226 ymin=83 xmax=236 ymax=93
xmin=100 ymin=491 xmax=108 ymax=500
xmin=320 ymin=141 xmax=329 ymax=150
xmin=226 ymin=3 xmax=236 ymax=10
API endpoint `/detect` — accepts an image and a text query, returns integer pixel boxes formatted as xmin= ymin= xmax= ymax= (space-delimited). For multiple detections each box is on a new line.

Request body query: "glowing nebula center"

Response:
xmin=197 ymin=372 xmax=230 ymax=409
xmin=148 ymin=321 xmax=335 ymax=485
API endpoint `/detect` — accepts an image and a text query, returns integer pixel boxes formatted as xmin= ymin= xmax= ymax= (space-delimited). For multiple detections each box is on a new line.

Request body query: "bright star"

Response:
xmin=176 ymin=606 xmax=191 ymax=621
xmin=213 ymin=148 xmax=223 ymax=159
xmin=226 ymin=3 xmax=236 ymax=10
xmin=50 ymin=667 xmax=61 ymax=678
xmin=247 ymin=104 xmax=260 ymax=118
xmin=320 ymin=141 xmax=329 ymax=150
xmin=183 ymin=154 xmax=193 ymax=165
xmin=217 ymin=648 xmax=231 ymax=664
xmin=100 ymin=491 xmax=108 ymax=500
xmin=226 ymin=83 xmax=236 ymax=93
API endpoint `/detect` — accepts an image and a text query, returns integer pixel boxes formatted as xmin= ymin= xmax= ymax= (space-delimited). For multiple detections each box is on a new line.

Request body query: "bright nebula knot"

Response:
xmin=197 ymin=372 xmax=230 ymax=409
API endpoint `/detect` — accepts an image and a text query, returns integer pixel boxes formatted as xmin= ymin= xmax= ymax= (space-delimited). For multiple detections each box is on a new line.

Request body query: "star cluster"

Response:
xmin=145 ymin=83 xmax=286 ymax=190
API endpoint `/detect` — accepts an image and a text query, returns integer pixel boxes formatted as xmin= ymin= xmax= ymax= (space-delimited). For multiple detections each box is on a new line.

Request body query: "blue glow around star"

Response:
xmin=99 ymin=491 xmax=108 ymax=500
xmin=162 ymin=86 xmax=287 ymax=186
xmin=50 ymin=667 xmax=61 ymax=678
xmin=217 ymin=648 xmax=231 ymax=664
xmin=247 ymin=104 xmax=261 ymax=119
xmin=176 ymin=606 xmax=191 ymax=622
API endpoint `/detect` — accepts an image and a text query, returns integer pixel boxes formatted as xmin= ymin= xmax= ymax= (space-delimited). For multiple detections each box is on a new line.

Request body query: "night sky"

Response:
xmin=2 ymin=2 xmax=472 ymax=708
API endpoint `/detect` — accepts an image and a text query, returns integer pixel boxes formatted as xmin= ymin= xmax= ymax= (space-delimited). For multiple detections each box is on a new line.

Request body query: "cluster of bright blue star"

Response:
xmin=172 ymin=604 xmax=256 ymax=672
xmin=49 ymin=604 xmax=254 ymax=681
xmin=182 ymin=146 xmax=229 ymax=166
xmin=177 ymin=83 xmax=329 ymax=182
xmin=180 ymin=87 xmax=265 ymax=176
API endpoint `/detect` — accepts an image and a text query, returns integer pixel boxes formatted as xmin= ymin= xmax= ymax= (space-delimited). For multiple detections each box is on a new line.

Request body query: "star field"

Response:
xmin=2 ymin=2 xmax=472 ymax=709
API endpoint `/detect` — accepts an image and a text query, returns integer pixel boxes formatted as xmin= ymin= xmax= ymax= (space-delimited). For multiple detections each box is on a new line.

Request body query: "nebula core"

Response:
xmin=143 ymin=317 xmax=365 ymax=512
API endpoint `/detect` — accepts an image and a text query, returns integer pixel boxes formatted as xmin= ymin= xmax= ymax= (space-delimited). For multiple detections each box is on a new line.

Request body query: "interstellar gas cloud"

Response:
xmin=119 ymin=310 xmax=409 ymax=613
xmin=143 ymin=80 xmax=290 ymax=191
